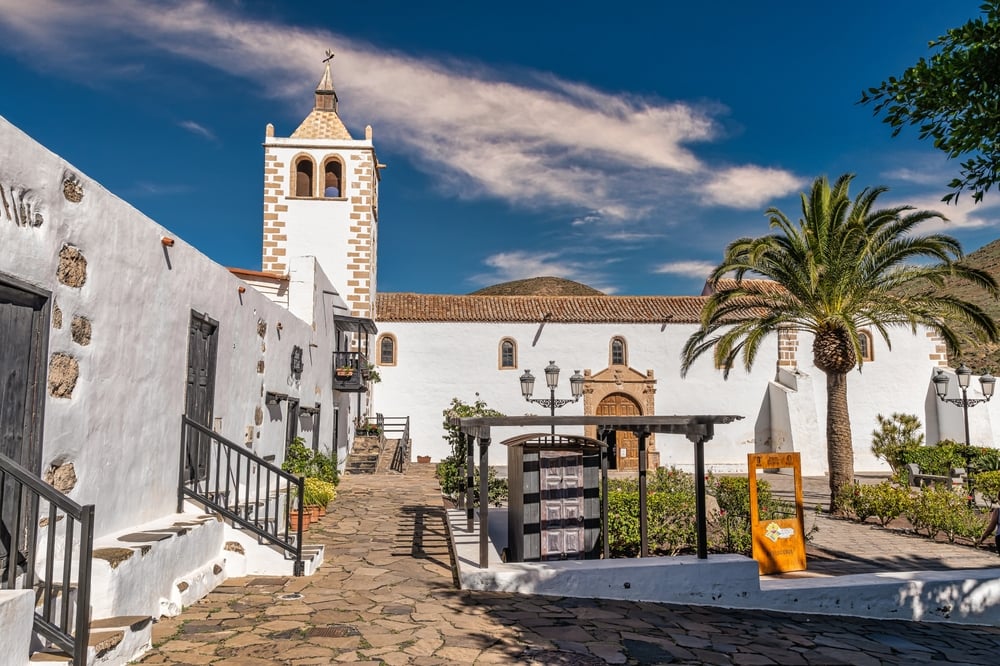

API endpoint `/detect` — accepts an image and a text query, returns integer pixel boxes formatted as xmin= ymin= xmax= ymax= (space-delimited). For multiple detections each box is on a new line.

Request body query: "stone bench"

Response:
xmin=905 ymin=463 xmax=965 ymax=488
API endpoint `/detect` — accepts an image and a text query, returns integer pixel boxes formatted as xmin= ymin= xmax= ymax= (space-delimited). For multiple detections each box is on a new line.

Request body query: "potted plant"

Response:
xmin=303 ymin=477 xmax=336 ymax=519
xmin=288 ymin=507 xmax=311 ymax=531
xmin=335 ymin=365 xmax=355 ymax=379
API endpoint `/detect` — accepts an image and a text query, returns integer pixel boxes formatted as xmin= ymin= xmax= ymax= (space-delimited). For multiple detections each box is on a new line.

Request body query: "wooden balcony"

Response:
xmin=333 ymin=351 xmax=369 ymax=393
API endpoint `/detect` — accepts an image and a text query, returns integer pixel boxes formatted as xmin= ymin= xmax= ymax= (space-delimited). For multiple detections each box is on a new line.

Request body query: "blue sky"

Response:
xmin=2 ymin=0 xmax=998 ymax=295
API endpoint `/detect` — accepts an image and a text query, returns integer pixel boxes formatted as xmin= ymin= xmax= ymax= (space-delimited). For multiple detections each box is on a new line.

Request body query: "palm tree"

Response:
xmin=681 ymin=173 xmax=999 ymax=512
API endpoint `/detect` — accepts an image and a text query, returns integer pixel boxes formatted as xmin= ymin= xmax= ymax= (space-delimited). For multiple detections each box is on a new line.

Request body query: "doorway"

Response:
xmin=0 ymin=276 xmax=50 ymax=576
xmin=184 ymin=311 xmax=218 ymax=483
xmin=596 ymin=393 xmax=642 ymax=470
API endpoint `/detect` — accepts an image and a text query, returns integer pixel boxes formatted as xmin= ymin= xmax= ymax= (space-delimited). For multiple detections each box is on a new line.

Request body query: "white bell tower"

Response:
xmin=261 ymin=53 xmax=380 ymax=319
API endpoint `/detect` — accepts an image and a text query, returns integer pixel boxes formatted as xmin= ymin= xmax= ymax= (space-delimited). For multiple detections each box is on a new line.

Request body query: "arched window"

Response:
xmin=294 ymin=156 xmax=314 ymax=197
xmin=859 ymin=330 xmax=874 ymax=362
xmin=323 ymin=158 xmax=343 ymax=198
xmin=499 ymin=338 xmax=517 ymax=369
xmin=610 ymin=337 xmax=627 ymax=366
xmin=377 ymin=334 xmax=397 ymax=366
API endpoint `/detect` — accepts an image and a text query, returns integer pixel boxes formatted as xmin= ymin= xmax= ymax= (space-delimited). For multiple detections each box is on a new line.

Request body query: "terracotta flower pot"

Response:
xmin=288 ymin=510 xmax=311 ymax=531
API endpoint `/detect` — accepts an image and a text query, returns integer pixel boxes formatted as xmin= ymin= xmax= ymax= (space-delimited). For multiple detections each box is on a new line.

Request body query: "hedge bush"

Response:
xmin=908 ymin=485 xmax=982 ymax=542
xmin=845 ymin=481 xmax=911 ymax=526
xmin=975 ymin=470 xmax=1000 ymax=506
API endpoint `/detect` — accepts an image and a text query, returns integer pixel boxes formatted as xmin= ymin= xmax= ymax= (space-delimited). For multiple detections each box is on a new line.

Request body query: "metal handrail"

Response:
xmin=1 ymin=452 xmax=93 ymax=665
xmin=178 ymin=416 xmax=305 ymax=576
xmin=381 ymin=416 xmax=410 ymax=473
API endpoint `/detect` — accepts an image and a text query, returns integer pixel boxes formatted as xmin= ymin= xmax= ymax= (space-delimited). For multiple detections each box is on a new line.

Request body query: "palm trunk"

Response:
xmin=826 ymin=371 xmax=855 ymax=514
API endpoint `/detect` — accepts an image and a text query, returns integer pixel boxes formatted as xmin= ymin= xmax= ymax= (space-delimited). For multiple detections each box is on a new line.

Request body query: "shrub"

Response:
xmin=845 ymin=481 xmax=911 ymax=526
xmin=436 ymin=460 xmax=508 ymax=507
xmin=975 ymin=470 xmax=1000 ymax=506
xmin=901 ymin=440 xmax=965 ymax=476
xmin=282 ymin=437 xmax=339 ymax=485
xmin=908 ymin=485 xmax=982 ymax=542
xmin=606 ymin=485 xmax=698 ymax=557
xmin=870 ymin=413 xmax=924 ymax=474
xmin=969 ymin=447 xmax=1000 ymax=473
xmin=708 ymin=474 xmax=790 ymax=520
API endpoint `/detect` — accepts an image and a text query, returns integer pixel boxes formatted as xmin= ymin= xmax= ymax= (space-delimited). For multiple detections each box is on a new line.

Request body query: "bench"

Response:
xmin=905 ymin=463 xmax=965 ymax=488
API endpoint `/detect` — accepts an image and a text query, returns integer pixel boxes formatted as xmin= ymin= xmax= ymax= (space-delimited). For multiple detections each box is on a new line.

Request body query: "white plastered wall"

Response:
xmin=0 ymin=116 xmax=343 ymax=541
xmin=374 ymin=318 xmax=946 ymax=474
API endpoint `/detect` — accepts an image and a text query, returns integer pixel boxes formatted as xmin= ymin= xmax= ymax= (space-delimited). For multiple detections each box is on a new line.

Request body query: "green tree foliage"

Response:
xmin=871 ymin=413 xmax=925 ymax=475
xmin=682 ymin=174 xmax=998 ymax=513
xmin=860 ymin=2 xmax=1000 ymax=203
xmin=437 ymin=396 xmax=505 ymax=502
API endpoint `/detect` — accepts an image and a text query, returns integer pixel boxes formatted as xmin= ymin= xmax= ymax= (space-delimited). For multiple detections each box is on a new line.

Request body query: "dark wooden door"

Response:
xmin=597 ymin=393 xmax=642 ymax=471
xmin=184 ymin=312 xmax=218 ymax=483
xmin=0 ymin=278 xmax=49 ymax=574
xmin=285 ymin=398 xmax=300 ymax=455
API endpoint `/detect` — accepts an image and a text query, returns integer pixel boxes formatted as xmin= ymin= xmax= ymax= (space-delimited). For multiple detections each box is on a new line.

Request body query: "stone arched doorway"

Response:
xmin=583 ymin=366 xmax=657 ymax=470
xmin=596 ymin=393 xmax=643 ymax=470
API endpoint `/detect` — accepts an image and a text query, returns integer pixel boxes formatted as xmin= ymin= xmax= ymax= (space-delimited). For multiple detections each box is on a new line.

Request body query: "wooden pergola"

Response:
xmin=451 ymin=414 xmax=743 ymax=568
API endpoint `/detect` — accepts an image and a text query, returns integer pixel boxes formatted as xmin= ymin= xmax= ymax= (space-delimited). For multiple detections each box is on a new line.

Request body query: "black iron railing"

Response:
xmin=178 ymin=416 xmax=305 ymax=576
xmin=332 ymin=351 xmax=369 ymax=393
xmin=1 ymin=452 xmax=93 ymax=665
xmin=378 ymin=415 xmax=411 ymax=473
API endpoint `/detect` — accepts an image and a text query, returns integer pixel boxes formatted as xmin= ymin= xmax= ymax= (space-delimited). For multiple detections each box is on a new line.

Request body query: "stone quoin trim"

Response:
xmin=777 ymin=327 xmax=798 ymax=369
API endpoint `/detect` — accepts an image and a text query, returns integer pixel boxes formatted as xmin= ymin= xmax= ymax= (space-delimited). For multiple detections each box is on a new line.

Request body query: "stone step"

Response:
xmin=29 ymin=615 xmax=153 ymax=665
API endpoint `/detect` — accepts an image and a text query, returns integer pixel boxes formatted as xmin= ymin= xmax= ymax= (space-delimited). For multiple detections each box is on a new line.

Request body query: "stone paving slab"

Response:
xmin=141 ymin=466 xmax=1000 ymax=665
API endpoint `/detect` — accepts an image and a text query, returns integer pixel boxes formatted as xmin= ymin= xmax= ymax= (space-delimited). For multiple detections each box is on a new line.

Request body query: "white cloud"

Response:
xmin=699 ymin=166 xmax=804 ymax=209
xmin=883 ymin=193 xmax=1000 ymax=233
xmin=178 ymin=120 xmax=216 ymax=141
xmin=652 ymin=260 xmax=717 ymax=279
xmin=883 ymin=167 xmax=947 ymax=187
xmin=0 ymin=0 xmax=797 ymax=238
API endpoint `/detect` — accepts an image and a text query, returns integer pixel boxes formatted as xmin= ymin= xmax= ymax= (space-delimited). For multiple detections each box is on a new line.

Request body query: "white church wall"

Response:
xmin=375 ymin=319 xmax=781 ymax=471
xmin=0 ymin=116 xmax=337 ymax=540
xmin=793 ymin=328 xmax=943 ymax=473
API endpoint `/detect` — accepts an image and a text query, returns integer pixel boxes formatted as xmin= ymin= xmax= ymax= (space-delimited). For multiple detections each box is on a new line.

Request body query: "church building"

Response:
xmin=250 ymin=60 xmax=978 ymax=477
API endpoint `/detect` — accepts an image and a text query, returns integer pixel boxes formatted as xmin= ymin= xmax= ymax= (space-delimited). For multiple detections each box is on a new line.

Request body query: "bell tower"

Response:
xmin=261 ymin=52 xmax=380 ymax=318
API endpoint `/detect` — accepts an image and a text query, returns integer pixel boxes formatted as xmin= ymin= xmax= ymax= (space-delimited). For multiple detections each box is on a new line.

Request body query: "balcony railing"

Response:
xmin=1 ymin=452 xmax=94 ymax=665
xmin=332 ymin=351 xmax=369 ymax=393
xmin=178 ymin=416 xmax=305 ymax=576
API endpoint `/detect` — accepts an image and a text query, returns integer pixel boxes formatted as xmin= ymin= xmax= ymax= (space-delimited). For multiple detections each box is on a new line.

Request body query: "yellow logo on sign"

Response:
xmin=764 ymin=521 xmax=795 ymax=543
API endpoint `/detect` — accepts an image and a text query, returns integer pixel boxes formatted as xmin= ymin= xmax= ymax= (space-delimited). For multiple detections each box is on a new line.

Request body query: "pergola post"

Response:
xmin=601 ymin=429 xmax=612 ymax=560
xmin=478 ymin=435 xmax=490 ymax=568
xmin=689 ymin=423 xmax=713 ymax=559
xmin=638 ymin=430 xmax=648 ymax=557
xmin=465 ymin=432 xmax=475 ymax=531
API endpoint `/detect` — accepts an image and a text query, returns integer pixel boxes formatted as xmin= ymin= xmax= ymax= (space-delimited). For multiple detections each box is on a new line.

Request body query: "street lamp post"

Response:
xmin=519 ymin=361 xmax=584 ymax=434
xmin=932 ymin=364 xmax=995 ymax=500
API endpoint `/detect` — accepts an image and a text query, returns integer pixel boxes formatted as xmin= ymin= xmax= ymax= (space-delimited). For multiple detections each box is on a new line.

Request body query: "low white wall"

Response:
xmin=0 ymin=590 xmax=33 ymax=666
xmin=448 ymin=509 xmax=1000 ymax=625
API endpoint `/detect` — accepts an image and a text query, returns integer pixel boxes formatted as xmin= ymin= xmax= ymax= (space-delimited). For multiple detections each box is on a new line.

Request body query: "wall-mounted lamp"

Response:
xmin=161 ymin=236 xmax=175 ymax=247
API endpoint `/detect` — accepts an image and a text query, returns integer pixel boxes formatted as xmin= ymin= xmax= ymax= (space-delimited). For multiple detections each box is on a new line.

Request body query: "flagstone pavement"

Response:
xmin=139 ymin=466 xmax=1000 ymax=665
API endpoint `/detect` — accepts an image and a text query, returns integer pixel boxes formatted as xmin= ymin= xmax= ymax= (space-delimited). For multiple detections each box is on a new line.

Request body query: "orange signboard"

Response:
xmin=748 ymin=452 xmax=806 ymax=575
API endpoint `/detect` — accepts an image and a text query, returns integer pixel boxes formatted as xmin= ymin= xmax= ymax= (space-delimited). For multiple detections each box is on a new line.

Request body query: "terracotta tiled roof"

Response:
xmin=376 ymin=293 xmax=709 ymax=323
xmin=290 ymin=109 xmax=353 ymax=140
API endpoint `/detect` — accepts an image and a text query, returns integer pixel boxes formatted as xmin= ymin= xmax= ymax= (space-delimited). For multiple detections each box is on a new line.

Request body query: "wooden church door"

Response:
xmin=597 ymin=393 xmax=642 ymax=471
